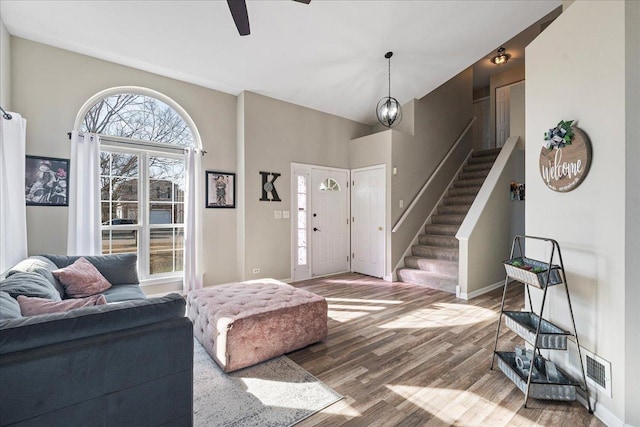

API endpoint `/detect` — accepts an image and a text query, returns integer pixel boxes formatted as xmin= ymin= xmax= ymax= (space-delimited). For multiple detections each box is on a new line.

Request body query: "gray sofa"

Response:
xmin=0 ymin=254 xmax=193 ymax=427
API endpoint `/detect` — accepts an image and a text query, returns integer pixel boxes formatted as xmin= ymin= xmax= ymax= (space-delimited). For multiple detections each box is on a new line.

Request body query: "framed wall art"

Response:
xmin=206 ymin=171 xmax=235 ymax=208
xmin=539 ymin=120 xmax=592 ymax=192
xmin=25 ymin=155 xmax=69 ymax=206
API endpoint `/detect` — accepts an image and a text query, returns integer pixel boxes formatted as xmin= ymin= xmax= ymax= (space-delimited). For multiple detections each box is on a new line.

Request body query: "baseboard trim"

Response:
xmin=577 ymin=395 xmax=624 ymax=427
xmin=456 ymin=280 xmax=503 ymax=300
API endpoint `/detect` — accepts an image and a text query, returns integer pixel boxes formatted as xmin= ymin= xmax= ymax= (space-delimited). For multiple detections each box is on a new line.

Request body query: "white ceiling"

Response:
xmin=0 ymin=0 xmax=560 ymax=125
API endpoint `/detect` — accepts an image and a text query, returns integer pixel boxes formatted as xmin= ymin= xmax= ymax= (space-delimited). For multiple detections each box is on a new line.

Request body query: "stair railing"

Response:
xmin=391 ymin=116 xmax=476 ymax=233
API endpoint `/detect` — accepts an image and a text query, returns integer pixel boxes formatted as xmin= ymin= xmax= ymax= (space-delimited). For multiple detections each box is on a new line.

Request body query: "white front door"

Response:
xmin=351 ymin=166 xmax=385 ymax=278
xmin=311 ymin=168 xmax=349 ymax=277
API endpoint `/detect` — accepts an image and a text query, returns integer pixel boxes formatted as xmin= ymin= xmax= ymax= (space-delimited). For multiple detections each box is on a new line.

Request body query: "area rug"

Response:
xmin=193 ymin=339 xmax=342 ymax=426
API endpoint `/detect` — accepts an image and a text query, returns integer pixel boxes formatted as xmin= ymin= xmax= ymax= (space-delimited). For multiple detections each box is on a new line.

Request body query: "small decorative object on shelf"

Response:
xmin=491 ymin=235 xmax=593 ymax=413
xmin=539 ymin=119 xmax=592 ymax=193
xmin=503 ymin=257 xmax=562 ymax=288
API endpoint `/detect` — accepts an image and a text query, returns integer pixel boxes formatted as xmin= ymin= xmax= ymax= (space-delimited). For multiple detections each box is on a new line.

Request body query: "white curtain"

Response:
xmin=67 ymin=131 xmax=101 ymax=255
xmin=183 ymin=147 xmax=203 ymax=294
xmin=0 ymin=113 xmax=28 ymax=272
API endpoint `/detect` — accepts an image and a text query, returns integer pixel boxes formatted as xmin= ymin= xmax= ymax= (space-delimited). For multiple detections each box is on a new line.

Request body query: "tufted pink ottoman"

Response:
xmin=187 ymin=279 xmax=328 ymax=372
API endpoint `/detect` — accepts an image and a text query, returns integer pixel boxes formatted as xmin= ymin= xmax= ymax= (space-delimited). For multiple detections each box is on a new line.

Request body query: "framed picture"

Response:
xmin=510 ymin=181 xmax=525 ymax=201
xmin=25 ymin=155 xmax=70 ymax=206
xmin=206 ymin=171 xmax=235 ymax=208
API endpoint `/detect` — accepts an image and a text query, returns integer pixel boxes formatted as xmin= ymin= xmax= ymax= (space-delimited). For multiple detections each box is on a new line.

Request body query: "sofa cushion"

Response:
xmin=0 ymin=291 xmax=21 ymax=320
xmin=53 ymin=257 xmax=112 ymax=297
xmin=18 ymin=294 xmax=108 ymax=316
xmin=102 ymin=285 xmax=147 ymax=302
xmin=0 ymin=272 xmax=62 ymax=301
xmin=44 ymin=254 xmax=139 ymax=286
xmin=4 ymin=256 xmax=65 ymax=297
xmin=0 ymin=293 xmax=187 ymax=355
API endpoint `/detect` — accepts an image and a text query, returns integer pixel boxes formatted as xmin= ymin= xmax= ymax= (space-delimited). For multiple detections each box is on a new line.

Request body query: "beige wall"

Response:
xmin=625 ymin=0 xmax=640 ymax=424
xmin=238 ymin=91 xmax=370 ymax=281
xmin=351 ymin=70 xmax=473 ymax=276
xmin=11 ymin=37 xmax=239 ymax=286
xmin=509 ymin=81 xmax=525 ymax=143
xmin=489 ymin=64 xmax=525 ymax=147
xmin=526 ymin=1 xmax=632 ymax=423
xmin=457 ymin=137 xmax=524 ymax=297
xmin=0 ymin=17 xmax=10 ymax=109
xmin=508 ymin=81 xmax=526 ymax=251
xmin=390 ymin=69 xmax=473 ymax=268
xmin=349 ymin=130 xmax=393 ymax=277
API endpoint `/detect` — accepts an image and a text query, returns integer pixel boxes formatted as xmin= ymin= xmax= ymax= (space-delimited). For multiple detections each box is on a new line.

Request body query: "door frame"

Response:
xmin=495 ymin=80 xmax=524 ymax=148
xmin=290 ymin=162 xmax=351 ymax=282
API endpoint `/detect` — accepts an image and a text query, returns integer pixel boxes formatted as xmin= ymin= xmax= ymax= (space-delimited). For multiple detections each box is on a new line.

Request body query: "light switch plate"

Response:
xmin=274 ymin=210 xmax=282 ymax=219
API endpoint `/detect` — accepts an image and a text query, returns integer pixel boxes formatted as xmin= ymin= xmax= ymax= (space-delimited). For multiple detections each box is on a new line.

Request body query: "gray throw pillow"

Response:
xmin=43 ymin=254 xmax=139 ymax=286
xmin=0 ymin=272 xmax=62 ymax=301
xmin=0 ymin=291 xmax=22 ymax=319
xmin=5 ymin=256 xmax=65 ymax=297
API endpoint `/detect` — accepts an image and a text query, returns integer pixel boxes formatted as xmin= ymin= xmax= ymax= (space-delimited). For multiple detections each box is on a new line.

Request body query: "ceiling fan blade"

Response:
xmin=227 ymin=0 xmax=250 ymax=36
xmin=292 ymin=0 xmax=311 ymax=4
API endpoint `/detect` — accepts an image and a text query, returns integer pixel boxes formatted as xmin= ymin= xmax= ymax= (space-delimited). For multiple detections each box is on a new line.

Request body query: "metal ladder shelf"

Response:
xmin=490 ymin=235 xmax=592 ymax=413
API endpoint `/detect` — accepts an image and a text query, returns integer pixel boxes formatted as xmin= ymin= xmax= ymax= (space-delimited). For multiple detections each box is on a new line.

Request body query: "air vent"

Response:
xmin=581 ymin=347 xmax=612 ymax=398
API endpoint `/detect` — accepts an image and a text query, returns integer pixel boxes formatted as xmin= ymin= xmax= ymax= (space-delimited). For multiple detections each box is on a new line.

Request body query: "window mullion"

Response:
xmin=139 ymin=152 xmax=150 ymax=279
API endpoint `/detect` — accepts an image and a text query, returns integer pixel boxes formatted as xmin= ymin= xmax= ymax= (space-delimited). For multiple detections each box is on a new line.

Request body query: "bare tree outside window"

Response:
xmin=82 ymin=93 xmax=194 ymax=277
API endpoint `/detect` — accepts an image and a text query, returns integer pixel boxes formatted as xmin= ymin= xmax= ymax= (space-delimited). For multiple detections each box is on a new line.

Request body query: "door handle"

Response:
xmin=313 ymin=227 xmax=321 ymax=232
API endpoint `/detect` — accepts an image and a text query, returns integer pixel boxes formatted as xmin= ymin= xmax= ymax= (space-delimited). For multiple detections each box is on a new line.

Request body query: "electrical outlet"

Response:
xmin=399 ymin=199 xmax=404 ymax=208
xmin=274 ymin=210 xmax=282 ymax=219
xmin=283 ymin=210 xmax=290 ymax=219
xmin=252 ymin=268 xmax=260 ymax=274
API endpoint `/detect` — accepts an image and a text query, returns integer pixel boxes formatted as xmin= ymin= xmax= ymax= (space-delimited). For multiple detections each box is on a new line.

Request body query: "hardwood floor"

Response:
xmin=287 ymin=273 xmax=603 ymax=427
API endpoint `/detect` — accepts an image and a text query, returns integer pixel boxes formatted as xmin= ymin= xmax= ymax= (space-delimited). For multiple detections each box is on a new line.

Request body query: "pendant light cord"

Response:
xmin=388 ymin=56 xmax=391 ymax=99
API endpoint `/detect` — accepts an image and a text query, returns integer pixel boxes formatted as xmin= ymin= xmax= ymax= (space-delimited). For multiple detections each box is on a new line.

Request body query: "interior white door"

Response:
xmin=496 ymin=85 xmax=511 ymax=148
xmin=311 ymin=168 xmax=349 ymax=276
xmin=351 ymin=166 xmax=385 ymax=278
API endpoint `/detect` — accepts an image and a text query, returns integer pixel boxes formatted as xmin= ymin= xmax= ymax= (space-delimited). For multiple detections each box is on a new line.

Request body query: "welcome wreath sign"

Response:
xmin=539 ymin=120 xmax=592 ymax=192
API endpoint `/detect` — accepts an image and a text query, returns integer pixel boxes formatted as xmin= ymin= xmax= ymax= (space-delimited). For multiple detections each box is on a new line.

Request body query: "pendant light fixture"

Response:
xmin=376 ymin=51 xmax=402 ymax=128
xmin=491 ymin=46 xmax=511 ymax=65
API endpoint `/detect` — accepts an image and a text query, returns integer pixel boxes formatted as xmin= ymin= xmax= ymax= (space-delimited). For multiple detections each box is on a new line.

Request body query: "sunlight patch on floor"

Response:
xmin=379 ymin=302 xmax=495 ymax=329
xmin=317 ymin=397 xmax=362 ymax=417
xmin=240 ymin=378 xmax=335 ymax=411
xmin=323 ymin=278 xmax=388 ymax=286
xmin=386 ymin=384 xmax=541 ymax=426
xmin=329 ymin=304 xmax=386 ymax=311
xmin=326 ymin=297 xmax=403 ymax=323
xmin=328 ymin=310 xmax=370 ymax=322
xmin=326 ymin=297 xmax=402 ymax=305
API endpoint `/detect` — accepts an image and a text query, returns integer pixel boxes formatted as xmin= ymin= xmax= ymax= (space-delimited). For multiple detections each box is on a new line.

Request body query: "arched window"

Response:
xmin=318 ymin=178 xmax=341 ymax=192
xmin=79 ymin=91 xmax=198 ymax=279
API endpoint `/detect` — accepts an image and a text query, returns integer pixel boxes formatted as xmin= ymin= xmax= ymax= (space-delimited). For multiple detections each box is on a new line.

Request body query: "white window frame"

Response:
xmin=74 ymin=86 xmax=203 ymax=288
xmin=100 ymin=143 xmax=186 ymax=281
xmin=291 ymin=163 xmax=311 ymax=282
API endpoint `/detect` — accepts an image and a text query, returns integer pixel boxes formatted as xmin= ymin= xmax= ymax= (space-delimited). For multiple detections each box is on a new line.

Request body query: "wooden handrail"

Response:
xmin=391 ymin=117 xmax=476 ymax=233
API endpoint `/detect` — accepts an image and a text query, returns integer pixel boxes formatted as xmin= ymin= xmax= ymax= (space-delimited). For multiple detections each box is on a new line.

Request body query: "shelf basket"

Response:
xmin=503 ymin=257 xmax=563 ymax=288
xmin=504 ymin=311 xmax=569 ymax=350
xmin=495 ymin=351 xmax=578 ymax=401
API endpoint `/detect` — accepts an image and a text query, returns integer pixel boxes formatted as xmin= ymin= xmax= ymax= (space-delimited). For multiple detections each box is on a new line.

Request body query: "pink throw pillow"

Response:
xmin=17 ymin=294 xmax=107 ymax=316
xmin=52 ymin=257 xmax=112 ymax=297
